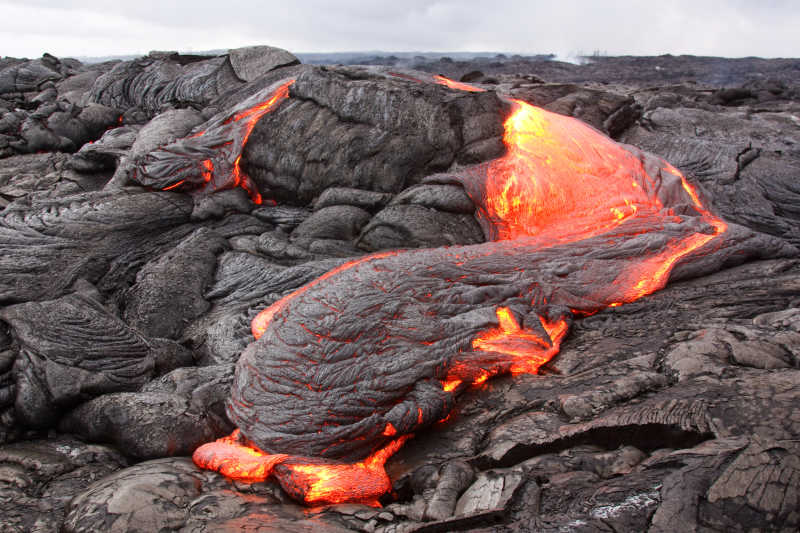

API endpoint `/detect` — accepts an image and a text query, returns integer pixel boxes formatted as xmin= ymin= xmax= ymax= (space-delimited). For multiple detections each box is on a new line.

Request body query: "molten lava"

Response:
xmin=477 ymin=98 xmax=726 ymax=303
xmin=193 ymin=430 xmax=411 ymax=506
xmin=275 ymin=436 xmax=412 ymax=506
xmin=470 ymin=307 xmax=569 ymax=375
xmin=433 ymin=75 xmax=486 ymax=93
xmin=148 ymin=80 xmax=293 ymax=203
xmin=193 ymin=75 xmax=729 ymax=507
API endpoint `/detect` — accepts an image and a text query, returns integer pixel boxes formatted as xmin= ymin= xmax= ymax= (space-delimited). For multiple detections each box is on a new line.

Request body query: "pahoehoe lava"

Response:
xmin=3 ymin=47 xmax=800 ymax=531
xmin=187 ymin=75 xmax=790 ymax=505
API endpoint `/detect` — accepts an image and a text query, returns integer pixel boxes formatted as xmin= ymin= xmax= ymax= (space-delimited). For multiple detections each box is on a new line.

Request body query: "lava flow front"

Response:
xmin=134 ymin=80 xmax=294 ymax=203
xmin=193 ymin=77 xmax=728 ymax=506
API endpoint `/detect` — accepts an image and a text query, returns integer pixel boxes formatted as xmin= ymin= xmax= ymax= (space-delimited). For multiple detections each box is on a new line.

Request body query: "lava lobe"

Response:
xmin=192 ymin=77 xmax=729 ymax=505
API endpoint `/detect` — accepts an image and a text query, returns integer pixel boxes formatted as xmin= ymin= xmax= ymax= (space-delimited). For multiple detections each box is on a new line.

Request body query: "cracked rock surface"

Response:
xmin=0 ymin=48 xmax=799 ymax=531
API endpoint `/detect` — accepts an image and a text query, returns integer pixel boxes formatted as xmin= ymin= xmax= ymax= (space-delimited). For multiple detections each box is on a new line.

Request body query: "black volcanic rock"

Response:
xmin=0 ymin=189 xmax=195 ymax=303
xmin=88 ymin=46 xmax=299 ymax=119
xmin=357 ymin=204 xmax=484 ymax=250
xmin=390 ymin=183 xmax=477 ymax=214
xmin=292 ymin=205 xmax=371 ymax=241
xmin=228 ymin=45 xmax=300 ymax=82
xmin=313 ymin=187 xmax=393 ymax=211
xmin=120 ymin=227 xmax=228 ymax=340
xmin=0 ymin=292 xmax=191 ymax=429
xmin=242 ymin=66 xmax=509 ymax=204
xmin=0 ymin=436 xmax=127 ymax=532
xmin=60 ymin=364 xmax=234 ymax=460
xmin=0 ymin=48 xmax=799 ymax=531
xmin=0 ymin=53 xmax=77 ymax=95
xmin=621 ymin=102 xmax=800 ymax=247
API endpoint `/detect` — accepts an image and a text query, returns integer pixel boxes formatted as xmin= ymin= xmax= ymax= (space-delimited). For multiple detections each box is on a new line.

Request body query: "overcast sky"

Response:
xmin=2 ymin=0 xmax=798 ymax=60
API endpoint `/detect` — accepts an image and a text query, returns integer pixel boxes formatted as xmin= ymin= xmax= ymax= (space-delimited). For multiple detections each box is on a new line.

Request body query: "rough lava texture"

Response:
xmin=0 ymin=47 xmax=798 ymax=531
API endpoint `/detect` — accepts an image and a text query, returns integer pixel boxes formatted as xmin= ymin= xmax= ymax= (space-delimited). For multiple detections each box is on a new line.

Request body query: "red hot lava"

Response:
xmin=194 ymin=76 xmax=728 ymax=506
xmin=138 ymin=80 xmax=294 ymax=203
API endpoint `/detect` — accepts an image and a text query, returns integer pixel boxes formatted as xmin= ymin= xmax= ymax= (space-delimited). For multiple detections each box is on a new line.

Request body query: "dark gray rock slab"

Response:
xmin=62 ymin=456 xmax=355 ymax=533
xmin=292 ymin=205 xmax=371 ymax=241
xmin=69 ymin=125 xmax=140 ymax=173
xmin=0 ymin=54 xmax=73 ymax=95
xmin=0 ymin=436 xmax=126 ymax=533
xmin=0 ymin=189 xmax=195 ymax=303
xmin=0 ymin=291 xmax=192 ymax=432
xmin=87 ymin=52 xmax=239 ymax=117
xmin=242 ymin=66 xmax=509 ymax=204
xmin=120 ymin=227 xmax=228 ymax=339
xmin=390 ymin=183 xmax=476 ymax=214
xmin=621 ymin=104 xmax=800 ymax=247
xmin=358 ymin=204 xmax=484 ymax=251
xmin=228 ymin=45 xmax=300 ymax=82
xmin=57 ymin=365 xmax=234 ymax=459
xmin=313 ymin=187 xmax=393 ymax=212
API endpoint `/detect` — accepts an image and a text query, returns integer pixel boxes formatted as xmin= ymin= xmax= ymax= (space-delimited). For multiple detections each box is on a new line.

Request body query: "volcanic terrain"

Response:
xmin=0 ymin=46 xmax=799 ymax=532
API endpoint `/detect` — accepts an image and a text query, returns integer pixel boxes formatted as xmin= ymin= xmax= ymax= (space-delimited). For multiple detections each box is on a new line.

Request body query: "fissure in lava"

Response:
xmin=192 ymin=77 xmax=727 ymax=506
xmin=134 ymin=80 xmax=294 ymax=203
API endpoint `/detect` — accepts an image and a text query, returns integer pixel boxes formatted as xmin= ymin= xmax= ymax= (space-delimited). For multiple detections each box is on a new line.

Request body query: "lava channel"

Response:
xmin=193 ymin=76 xmax=728 ymax=506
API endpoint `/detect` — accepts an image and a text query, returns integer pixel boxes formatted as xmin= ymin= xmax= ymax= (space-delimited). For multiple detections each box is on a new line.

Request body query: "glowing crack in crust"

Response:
xmin=134 ymin=80 xmax=294 ymax=203
xmin=193 ymin=76 xmax=728 ymax=505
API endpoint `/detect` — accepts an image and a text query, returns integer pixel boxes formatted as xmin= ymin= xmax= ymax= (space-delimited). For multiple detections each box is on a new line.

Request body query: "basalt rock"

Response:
xmin=0 ymin=53 xmax=79 ymax=95
xmin=0 ymin=436 xmax=127 ymax=532
xmin=0 ymin=49 xmax=799 ymax=531
xmin=120 ymin=227 xmax=228 ymax=340
xmin=242 ymin=67 xmax=509 ymax=204
xmin=0 ymin=292 xmax=191 ymax=430
xmin=621 ymin=101 xmax=800 ymax=247
xmin=0 ymin=189 xmax=194 ymax=303
xmin=87 ymin=46 xmax=299 ymax=119
xmin=60 ymin=364 xmax=235 ymax=460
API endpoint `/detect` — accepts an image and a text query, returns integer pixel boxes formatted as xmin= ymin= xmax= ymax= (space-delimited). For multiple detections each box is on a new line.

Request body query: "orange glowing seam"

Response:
xmin=252 ymin=250 xmax=399 ymax=339
xmin=433 ymin=75 xmax=486 ymax=93
xmin=163 ymin=179 xmax=186 ymax=191
xmin=200 ymin=159 xmax=213 ymax=183
xmin=470 ymin=307 xmax=569 ymax=376
xmin=166 ymin=80 xmax=293 ymax=203
xmin=441 ymin=379 xmax=462 ymax=392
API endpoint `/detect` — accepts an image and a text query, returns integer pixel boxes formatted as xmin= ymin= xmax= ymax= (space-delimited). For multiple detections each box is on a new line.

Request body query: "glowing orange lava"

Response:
xmin=277 ymin=436 xmax=411 ymax=506
xmin=470 ymin=307 xmax=569 ymax=376
xmin=483 ymin=99 xmax=665 ymax=243
xmin=195 ymin=78 xmax=729 ymax=507
xmin=165 ymin=80 xmax=293 ymax=203
xmin=193 ymin=430 xmax=411 ymax=506
xmin=433 ymin=75 xmax=486 ymax=92
xmin=192 ymin=430 xmax=288 ymax=482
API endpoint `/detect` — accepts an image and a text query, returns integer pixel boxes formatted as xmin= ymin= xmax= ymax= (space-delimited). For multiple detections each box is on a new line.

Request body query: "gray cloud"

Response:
xmin=1 ymin=0 xmax=798 ymax=59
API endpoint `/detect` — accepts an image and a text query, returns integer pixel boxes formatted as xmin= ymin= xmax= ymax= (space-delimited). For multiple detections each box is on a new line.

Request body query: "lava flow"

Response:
xmin=193 ymin=76 xmax=728 ymax=507
xmin=134 ymin=80 xmax=294 ymax=203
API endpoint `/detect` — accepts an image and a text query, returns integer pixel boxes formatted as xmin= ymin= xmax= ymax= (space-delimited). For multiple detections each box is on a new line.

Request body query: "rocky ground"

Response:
xmin=0 ymin=46 xmax=798 ymax=532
